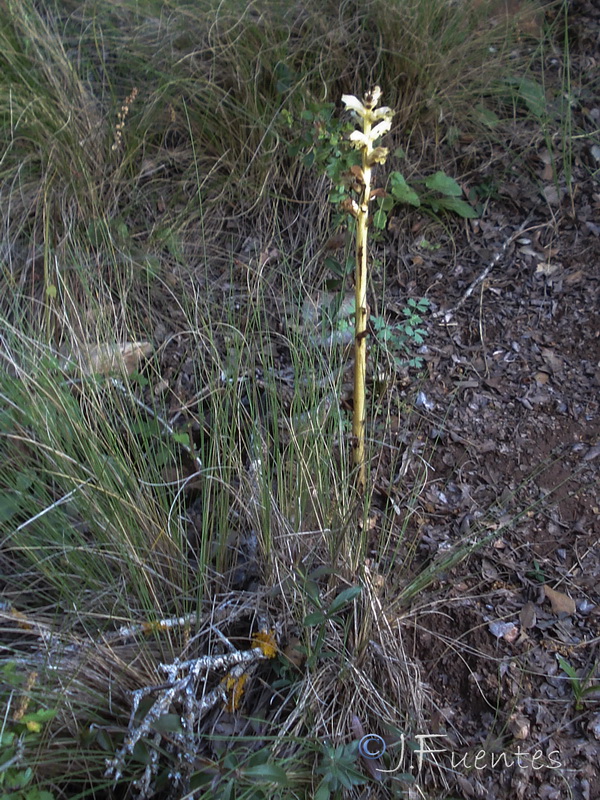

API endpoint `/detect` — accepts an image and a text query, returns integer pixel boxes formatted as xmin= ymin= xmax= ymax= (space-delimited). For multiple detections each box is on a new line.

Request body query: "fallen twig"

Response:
xmin=432 ymin=216 xmax=536 ymax=322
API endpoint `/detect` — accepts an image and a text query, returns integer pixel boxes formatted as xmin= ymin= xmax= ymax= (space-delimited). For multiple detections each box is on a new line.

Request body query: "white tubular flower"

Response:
xmin=372 ymin=106 xmax=394 ymax=121
xmin=370 ymin=118 xmax=393 ymax=139
xmin=349 ymin=130 xmax=371 ymax=148
xmin=342 ymin=94 xmax=367 ymax=116
xmin=367 ymin=146 xmax=389 ymax=165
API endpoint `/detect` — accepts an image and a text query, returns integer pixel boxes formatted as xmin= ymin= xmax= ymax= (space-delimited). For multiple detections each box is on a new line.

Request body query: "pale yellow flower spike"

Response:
xmin=342 ymin=87 xmax=395 ymax=495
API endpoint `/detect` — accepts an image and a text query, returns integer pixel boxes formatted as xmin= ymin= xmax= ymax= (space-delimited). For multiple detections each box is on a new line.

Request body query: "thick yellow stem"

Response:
xmin=343 ymin=86 xmax=392 ymax=499
xmin=352 ymin=118 xmax=372 ymax=495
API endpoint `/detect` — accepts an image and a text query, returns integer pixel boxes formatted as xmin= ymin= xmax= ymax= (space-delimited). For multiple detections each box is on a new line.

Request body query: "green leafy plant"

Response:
xmin=526 ymin=560 xmax=546 ymax=583
xmin=333 ymin=297 xmax=430 ymax=369
xmin=468 ymin=176 xmax=499 ymax=217
xmin=301 ymin=577 xmax=362 ymax=668
xmin=373 ymin=169 xmax=479 ymax=230
xmin=283 ymin=103 xmax=360 ymax=204
xmin=186 ymin=745 xmax=290 ymax=800
xmin=372 ymin=297 xmax=430 ymax=369
xmin=314 ymin=741 xmax=366 ymax=800
xmin=557 ymin=656 xmax=600 ymax=711
xmin=288 ymin=105 xmax=478 ymax=224
xmin=0 ymin=663 xmax=56 ymax=800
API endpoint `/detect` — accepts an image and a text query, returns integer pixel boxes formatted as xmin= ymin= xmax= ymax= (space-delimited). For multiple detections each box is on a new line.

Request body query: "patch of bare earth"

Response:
xmin=371 ymin=20 xmax=600 ymax=791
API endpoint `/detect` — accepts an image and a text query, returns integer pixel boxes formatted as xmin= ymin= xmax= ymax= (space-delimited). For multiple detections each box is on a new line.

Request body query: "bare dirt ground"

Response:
xmin=357 ymin=2 xmax=600 ymax=793
xmin=382 ymin=176 xmax=600 ymax=798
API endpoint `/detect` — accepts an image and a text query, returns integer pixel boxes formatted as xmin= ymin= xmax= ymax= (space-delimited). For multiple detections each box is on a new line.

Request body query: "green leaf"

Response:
xmin=114 ymin=219 xmax=130 ymax=240
xmin=324 ymin=257 xmax=345 ymax=278
xmin=25 ymin=791 xmax=55 ymax=800
xmin=303 ymin=579 xmax=322 ymax=609
xmin=516 ymin=77 xmax=547 ymax=118
xmin=190 ymin=770 xmax=215 ymax=790
xmin=436 ymin=196 xmax=479 ymax=219
xmin=424 ymin=171 xmax=462 ymax=197
xmin=390 ymin=173 xmax=420 ymax=206
xmin=279 ymin=108 xmax=293 ymax=126
xmin=0 ymin=731 xmax=15 ymax=748
xmin=11 ymin=767 xmax=33 ymax=788
xmin=557 ymin=656 xmax=578 ymax=681
xmin=303 ymin=611 xmax=326 ymax=626
xmin=243 ymin=764 xmax=289 ymax=784
xmin=0 ymin=494 xmax=21 ymax=524
xmin=132 ymin=740 xmax=153 ymax=765
xmin=274 ymin=63 xmax=296 ymax=95
xmin=220 ymin=779 xmax=235 ymax=800
xmin=153 ymin=714 xmax=184 ymax=734
xmin=580 ymin=684 xmax=600 ymax=699
xmin=314 ymin=781 xmax=331 ymax=800
xmin=222 ymin=752 xmax=239 ymax=771
xmin=329 ymin=586 xmax=362 ymax=613
xmin=95 ymin=729 xmax=113 ymax=752
xmin=23 ymin=709 xmax=55 ymax=724
xmin=310 ymin=566 xmax=337 ymax=579
xmin=172 ymin=432 xmax=190 ymax=446
xmin=129 ymin=370 xmax=149 ymax=387
xmin=372 ymin=209 xmax=387 ymax=230
xmin=338 ymin=767 xmax=366 ymax=789
xmin=475 ymin=103 xmax=500 ymax=128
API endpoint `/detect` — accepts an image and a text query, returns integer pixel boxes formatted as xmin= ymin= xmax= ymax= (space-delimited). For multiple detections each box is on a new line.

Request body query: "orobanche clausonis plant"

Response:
xmin=341 ymin=87 xmax=394 ymax=494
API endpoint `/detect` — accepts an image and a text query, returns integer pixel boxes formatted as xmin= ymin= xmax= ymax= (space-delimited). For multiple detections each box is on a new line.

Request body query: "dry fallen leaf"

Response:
xmin=543 ymin=585 xmax=576 ymax=616
xmin=565 ymin=269 xmax=584 ymax=284
xmin=583 ymin=443 xmax=600 ymax=462
xmin=542 ymin=184 xmax=560 ymax=205
xmin=71 ymin=341 xmax=153 ymax=376
xmin=535 ymin=261 xmax=559 ymax=276
xmin=519 ymin=601 xmax=537 ymax=629
xmin=509 ymin=713 xmax=531 ymax=740
xmin=540 ymin=348 xmax=563 ymax=374
xmin=282 ymin=637 xmax=305 ymax=670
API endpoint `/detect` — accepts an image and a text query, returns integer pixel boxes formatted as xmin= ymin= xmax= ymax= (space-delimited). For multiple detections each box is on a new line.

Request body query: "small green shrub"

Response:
xmin=282 ymin=103 xmax=360 ymax=204
xmin=371 ymin=297 xmax=430 ymax=369
xmin=314 ymin=741 xmax=366 ymax=800
xmin=286 ymin=103 xmax=479 ymax=227
xmin=373 ymin=169 xmax=479 ymax=229
xmin=557 ymin=656 xmax=600 ymax=711
xmin=0 ymin=663 xmax=56 ymax=800
xmin=328 ymin=296 xmax=430 ymax=370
